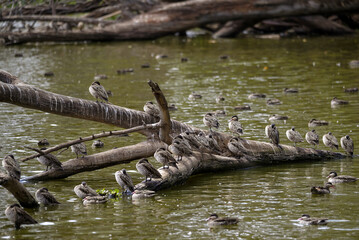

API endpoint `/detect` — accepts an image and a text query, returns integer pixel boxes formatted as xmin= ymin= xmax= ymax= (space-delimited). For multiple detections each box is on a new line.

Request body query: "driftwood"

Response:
xmin=0 ymin=172 xmax=39 ymax=208
xmin=1 ymin=0 xmax=359 ymax=44
xmin=0 ymin=69 xmax=346 ymax=189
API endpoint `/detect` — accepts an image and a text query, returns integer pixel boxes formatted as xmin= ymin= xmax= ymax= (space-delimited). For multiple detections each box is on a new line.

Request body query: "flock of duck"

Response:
xmin=2 ymin=81 xmax=357 ymax=229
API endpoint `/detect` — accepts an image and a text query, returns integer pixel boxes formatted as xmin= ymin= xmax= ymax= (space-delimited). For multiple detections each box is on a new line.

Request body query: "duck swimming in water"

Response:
xmin=92 ymin=140 xmax=104 ymax=148
xmin=297 ymin=214 xmax=328 ymax=225
xmin=311 ymin=182 xmax=334 ymax=194
xmin=89 ymin=81 xmax=109 ymax=103
xmin=188 ymin=92 xmax=202 ymax=100
xmin=5 ymin=203 xmax=38 ymax=229
xmin=323 ymin=132 xmax=339 ymax=150
xmin=35 ymin=187 xmax=60 ymax=205
xmin=266 ymin=98 xmax=282 ymax=105
xmin=206 ymin=213 xmax=239 ymax=227
xmin=269 ymin=114 xmax=288 ymax=121
xmin=248 ymin=93 xmax=266 ymax=99
xmin=308 ymin=119 xmax=329 ymax=127
xmin=340 ymin=135 xmax=354 ymax=156
xmin=283 ymin=88 xmax=298 ymax=93
xmin=305 ymin=130 xmax=319 ymax=148
xmin=83 ymin=196 xmax=108 ymax=205
xmin=37 ymin=138 xmax=50 ymax=147
xmin=327 ymin=171 xmax=357 ymax=183
xmin=331 ymin=97 xmax=349 ymax=106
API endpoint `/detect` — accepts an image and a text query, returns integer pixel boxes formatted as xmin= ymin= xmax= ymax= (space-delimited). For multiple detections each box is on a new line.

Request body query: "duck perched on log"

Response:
xmin=2 ymin=155 xmax=21 ymax=180
xmin=265 ymin=124 xmax=280 ymax=146
xmin=36 ymin=148 xmax=62 ymax=171
xmin=74 ymin=182 xmax=98 ymax=199
xmin=286 ymin=127 xmax=303 ymax=146
xmin=305 ymin=130 xmax=319 ymax=148
xmin=327 ymin=171 xmax=357 ymax=183
xmin=136 ymin=159 xmax=162 ymax=182
xmin=154 ymin=147 xmax=177 ymax=169
xmin=206 ymin=213 xmax=239 ymax=227
xmin=143 ymin=101 xmax=160 ymax=118
xmin=228 ymin=115 xmax=243 ymax=136
xmin=311 ymin=182 xmax=334 ymax=194
xmin=203 ymin=112 xmax=220 ymax=132
xmin=89 ymin=81 xmax=109 ymax=103
xmin=323 ymin=132 xmax=339 ymax=150
xmin=340 ymin=135 xmax=354 ymax=156
xmin=71 ymin=142 xmax=87 ymax=158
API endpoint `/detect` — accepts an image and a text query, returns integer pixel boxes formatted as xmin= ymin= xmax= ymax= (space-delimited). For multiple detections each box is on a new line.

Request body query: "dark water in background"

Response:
xmin=0 ymin=35 xmax=359 ymax=239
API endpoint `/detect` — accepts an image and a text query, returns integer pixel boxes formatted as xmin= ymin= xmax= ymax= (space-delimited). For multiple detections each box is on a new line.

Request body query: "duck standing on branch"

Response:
xmin=181 ymin=131 xmax=201 ymax=149
xmin=115 ymin=169 xmax=135 ymax=193
xmin=297 ymin=214 xmax=328 ymax=225
xmin=143 ymin=101 xmax=160 ymax=118
xmin=35 ymin=187 xmax=60 ymax=205
xmin=206 ymin=213 xmax=239 ymax=227
xmin=36 ymin=148 xmax=62 ymax=171
xmin=154 ymin=147 xmax=177 ymax=169
xmin=203 ymin=112 xmax=220 ymax=132
xmin=136 ymin=158 xmax=162 ymax=182
xmin=327 ymin=171 xmax=357 ymax=183
xmin=228 ymin=115 xmax=243 ymax=136
xmin=2 ymin=155 xmax=21 ymax=180
xmin=286 ymin=127 xmax=303 ymax=146
xmin=323 ymin=132 xmax=339 ymax=150
xmin=74 ymin=182 xmax=98 ymax=199
xmin=71 ymin=142 xmax=87 ymax=158
xmin=169 ymin=138 xmax=192 ymax=161
xmin=305 ymin=130 xmax=319 ymax=148
xmin=5 ymin=204 xmax=38 ymax=229
xmin=311 ymin=182 xmax=334 ymax=194
xmin=227 ymin=137 xmax=244 ymax=157
xmin=89 ymin=81 xmax=109 ymax=103
xmin=340 ymin=135 xmax=354 ymax=156
xmin=265 ymin=124 xmax=280 ymax=146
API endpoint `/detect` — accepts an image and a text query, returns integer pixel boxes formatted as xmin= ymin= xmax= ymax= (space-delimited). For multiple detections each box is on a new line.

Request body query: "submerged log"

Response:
xmin=0 ymin=69 xmax=346 ymax=186
xmin=0 ymin=173 xmax=39 ymax=208
xmin=1 ymin=0 xmax=359 ymax=44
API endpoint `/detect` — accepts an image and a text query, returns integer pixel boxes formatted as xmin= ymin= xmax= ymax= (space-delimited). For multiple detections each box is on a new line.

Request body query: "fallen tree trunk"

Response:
xmin=1 ymin=0 xmax=359 ymax=44
xmin=1 ymin=15 xmax=115 ymax=25
xmin=0 ymin=69 xmax=346 ymax=188
xmin=0 ymin=173 xmax=39 ymax=208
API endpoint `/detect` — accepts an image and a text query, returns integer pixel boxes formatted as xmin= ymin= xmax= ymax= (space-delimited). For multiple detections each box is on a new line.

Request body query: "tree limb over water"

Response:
xmin=1 ymin=0 xmax=359 ymax=44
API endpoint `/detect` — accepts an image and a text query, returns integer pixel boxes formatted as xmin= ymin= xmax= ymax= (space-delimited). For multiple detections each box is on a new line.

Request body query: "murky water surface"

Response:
xmin=0 ymin=36 xmax=359 ymax=239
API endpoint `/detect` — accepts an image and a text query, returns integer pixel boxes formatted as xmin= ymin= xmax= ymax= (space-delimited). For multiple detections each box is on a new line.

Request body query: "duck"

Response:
xmin=188 ymin=92 xmax=202 ymax=100
xmin=308 ymin=119 xmax=328 ymax=127
xmin=305 ymin=130 xmax=319 ymax=147
xmin=132 ymin=189 xmax=156 ymax=199
xmin=5 ymin=203 xmax=38 ymax=229
xmin=141 ymin=63 xmax=150 ymax=68
xmin=266 ymin=99 xmax=282 ymax=105
xmin=219 ymin=55 xmax=229 ymax=60
xmin=297 ymin=214 xmax=328 ymax=225
xmin=207 ymin=134 xmax=222 ymax=153
xmin=206 ymin=213 xmax=239 ymax=227
xmin=89 ymin=81 xmax=109 ymax=103
xmin=214 ymin=110 xmax=226 ymax=117
xmin=71 ymin=142 xmax=87 ymax=158
xmin=181 ymin=57 xmax=188 ymax=62
xmin=37 ymin=138 xmax=50 ymax=146
xmin=35 ymin=187 xmax=60 ymax=205
xmin=115 ymin=169 xmax=135 ymax=193
xmin=136 ymin=158 xmax=162 ymax=181
xmin=36 ymin=148 xmax=62 ymax=171
xmin=215 ymin=95 xmax=225 ymax=104
xmin=173 ymin=134 xmax=192 ymax=150
xmin=228 ymin=115 xmax=243 ymax=136
xmin=2 ymin=155 xmax=21 ymax=180
xmin=331 ymin=97 xmax=349 ymax=106
xmin=168 ymin=104 xmax=178 ymax=111
xmin=248 ymin=93 xmax=266 ymax=99
xmin=74 ymin=181 xmax=98 ymax=199
xmin=323 ymin=132 xmax=339 ymax=150
xmin=234 ymin=105 xmax=251 ymax=111
xmin=93 ymin=74 xmax=107 ymax=80
xmin=227 ymin=137 xmax=243 ymax=157
xmin=283 ymin=88 xmax=298 ymax=93
xmin=83 ymin=196 xmax=108 ymax=205
xmin=44 ymin=71 xmax=54 ymax=77
xmin=169 ymin=138 xmax=192 ymax=161
xmin=286 ymin=127 xmax=303 ymax=146
xmin=340 ymin=135 xmax=354 ymax=156
xmin=154 ymin=147 xmax=177 ymax=169
xmin=197 ymin=131 xmax=210 ymax=148
xmin=92 ymin=139 xmax=104 ymax=148
xmin=344 ymin=87 xmax=358 ymax=93
xmin=203 ymin=112 xmax=220 ymax=132
xmin=327 ymin=171 xmax=357 ymax=183
xmin=311 ymin=182 xmax=334 ymax=194
xmin=269 ymin=114 xmax=288 ymax=121
xmin=265 ymin=124 xmax=280 ymax=146
xmin=143 ymin=101 xmax=160 ymax=118
xmin=181 ymin=131 xmax=201 ymax=149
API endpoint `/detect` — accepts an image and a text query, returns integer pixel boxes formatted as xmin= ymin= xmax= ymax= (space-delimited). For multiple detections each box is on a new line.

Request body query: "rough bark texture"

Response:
xmin=1 ymin=0 xmax=359 ymax=44
xmin=0 ymin=173 xmax=39 ymax=208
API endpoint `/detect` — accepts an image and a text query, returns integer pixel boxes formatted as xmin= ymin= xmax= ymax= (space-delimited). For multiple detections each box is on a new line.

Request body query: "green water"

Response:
xmin=0 ymin=36 xmax=359 ymax=239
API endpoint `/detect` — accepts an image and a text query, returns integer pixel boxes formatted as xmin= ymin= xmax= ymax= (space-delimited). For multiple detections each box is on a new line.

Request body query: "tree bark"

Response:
xmin=1 ymin=0 xmax=359 ymax=44
xmin=0 ymin=173 xmax=39 ymax=208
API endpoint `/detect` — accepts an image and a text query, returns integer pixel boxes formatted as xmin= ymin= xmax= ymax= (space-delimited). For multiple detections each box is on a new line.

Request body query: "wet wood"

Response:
xmin=0 ymin=173 xmax=39 ymax=208
xmin=2 ymin=15 xmax=114 ymax=25
xmin=293 ymin=15 xmax=354 ymax=34
xmin=213 ymin=19 xmax=259 ymax=38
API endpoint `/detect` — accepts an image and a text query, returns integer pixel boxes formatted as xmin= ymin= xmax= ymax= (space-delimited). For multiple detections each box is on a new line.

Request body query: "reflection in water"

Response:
xmin=0 ymin=36 xmax=359 ymax=239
